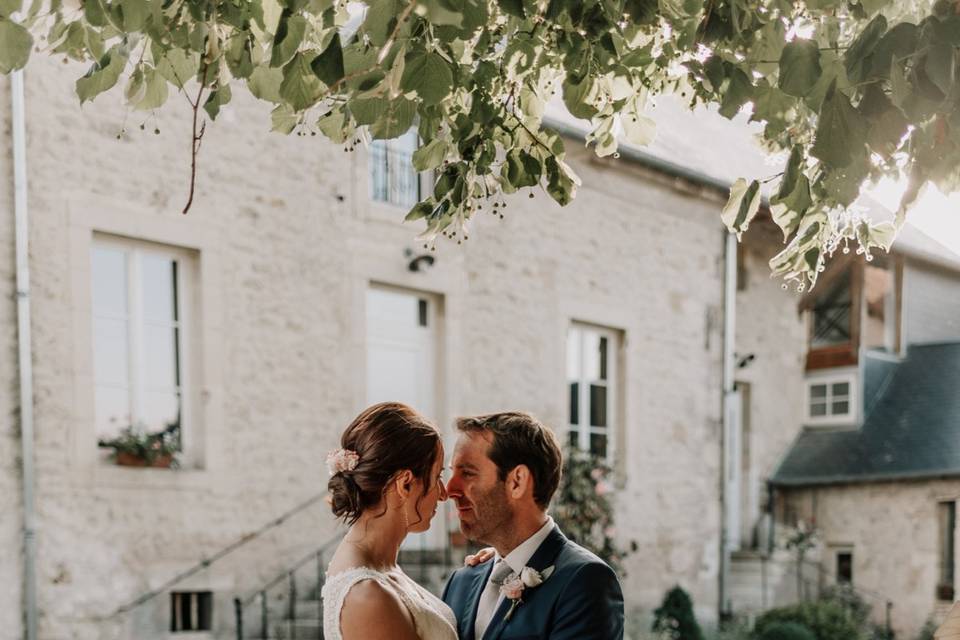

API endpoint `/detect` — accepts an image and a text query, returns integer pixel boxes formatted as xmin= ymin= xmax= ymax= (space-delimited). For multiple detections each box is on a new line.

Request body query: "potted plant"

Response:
xmin=98 ymin=423 xmax=180 ymax=468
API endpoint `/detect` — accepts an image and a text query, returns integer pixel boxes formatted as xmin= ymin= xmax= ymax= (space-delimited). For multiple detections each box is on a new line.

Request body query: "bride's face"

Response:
xmin=405 ymin=443 xmax=448 ymax=534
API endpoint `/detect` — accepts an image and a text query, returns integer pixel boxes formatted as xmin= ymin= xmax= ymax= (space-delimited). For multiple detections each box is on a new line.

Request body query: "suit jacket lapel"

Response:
xmin=462 ymin=560 xmax=495 ymax=640
xmin=482 ymin=525 xmax=568 ymax=640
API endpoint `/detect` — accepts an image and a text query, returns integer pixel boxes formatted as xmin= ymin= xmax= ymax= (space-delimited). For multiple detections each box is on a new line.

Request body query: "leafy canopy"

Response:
xmin=1 ymin=0 xmax=958 ymax=287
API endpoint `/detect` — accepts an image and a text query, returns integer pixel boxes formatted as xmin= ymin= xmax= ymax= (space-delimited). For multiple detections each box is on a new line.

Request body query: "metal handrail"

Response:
xmin=233 ymin=532 xmax=344 ymax=640
xmin=236 ymin=533 xmax=343 ymax=608
xmin=112 ymin=490 xmax=329 ymax=616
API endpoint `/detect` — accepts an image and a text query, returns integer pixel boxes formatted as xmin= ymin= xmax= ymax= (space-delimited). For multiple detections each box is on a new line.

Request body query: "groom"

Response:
xmin=442 ymin=412 xmax=624 ymax=640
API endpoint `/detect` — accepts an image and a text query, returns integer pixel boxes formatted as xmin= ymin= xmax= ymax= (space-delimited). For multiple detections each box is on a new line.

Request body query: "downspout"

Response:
xmin=12 ymin=64 xmax=38 ymax=640
xmin=719 ymin=231 xmax=738 ymax=622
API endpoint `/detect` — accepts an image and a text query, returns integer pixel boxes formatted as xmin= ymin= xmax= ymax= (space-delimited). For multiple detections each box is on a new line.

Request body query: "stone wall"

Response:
xmin=783 ymin=479 xmax=960 ymax=638
xmin=903 ymin=258 xmax=960 ymax=346
xmin=0 ymin=52 xmax=813 ymax=638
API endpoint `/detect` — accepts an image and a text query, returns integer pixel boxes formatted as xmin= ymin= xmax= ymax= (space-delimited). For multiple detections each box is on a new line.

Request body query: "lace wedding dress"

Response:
xmin=321 ymin=566 xmax=459 ymax=640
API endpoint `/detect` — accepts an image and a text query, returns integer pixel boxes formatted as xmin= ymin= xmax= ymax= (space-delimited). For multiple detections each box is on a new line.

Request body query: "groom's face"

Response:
xmin=447 ymin=431 xmax=512 ymax=544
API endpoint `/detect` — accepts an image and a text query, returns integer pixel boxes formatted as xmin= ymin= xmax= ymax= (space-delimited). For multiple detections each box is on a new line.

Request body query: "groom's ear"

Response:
xmin=507 ymin=465 xmax=533 ymax=500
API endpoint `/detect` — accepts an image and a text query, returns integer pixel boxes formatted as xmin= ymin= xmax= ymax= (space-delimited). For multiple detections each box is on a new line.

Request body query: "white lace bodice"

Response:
xmin=321 ymin=566 xmax=458 ymax=640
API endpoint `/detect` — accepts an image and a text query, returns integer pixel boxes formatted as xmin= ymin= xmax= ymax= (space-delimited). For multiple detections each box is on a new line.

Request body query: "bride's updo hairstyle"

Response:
xmin=328 ymin=402 xmax=441 ymax=526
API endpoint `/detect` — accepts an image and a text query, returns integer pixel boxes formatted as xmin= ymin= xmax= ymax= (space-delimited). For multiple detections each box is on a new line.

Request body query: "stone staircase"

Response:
xmin=242 ymin=548 xmax=457 ymax=640
xmin=728 ymin=549 xmax=803 ymax=618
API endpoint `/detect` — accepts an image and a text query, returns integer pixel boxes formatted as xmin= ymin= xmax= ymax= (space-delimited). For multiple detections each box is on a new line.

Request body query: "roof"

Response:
xmin=544 ymin=99 xmax=960 ymax=270
xmin=772 ymin=343 xmax=960 ymax=487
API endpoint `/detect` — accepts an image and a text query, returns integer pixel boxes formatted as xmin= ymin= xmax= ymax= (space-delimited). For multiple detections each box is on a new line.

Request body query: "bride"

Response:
xmin=322 ymin=402 xmax=458 ymax=640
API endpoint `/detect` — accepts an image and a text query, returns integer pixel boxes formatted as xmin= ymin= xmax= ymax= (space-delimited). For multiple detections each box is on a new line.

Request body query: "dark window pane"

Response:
xmin=832 ymin=382 xmax=850 ymax=397
xmin=599 ymin=336 xmax=608 ymax=381
xmin=589 ymin=432 xmax=607 ymax=457
xmin=569 ymin=382 xmax=579 ymax=425
xmin=568 ymin=429 xmax=579 ymax=449
xmin=810 ymin=384 xmax=827 ymax=399
xmin=590 ymin=385 xmax=607 ymax=427
xmin=831 ymin=400 xmax=849 ymax=415
xmin=810 ymin=401 xmax=827 ymax=417
xmin=418 ymin=298 xmax=428 ymax=327
xmin=837 ymin=552 xmax=853 ymax=583
xmin=812 ymin=271 xmax=852 ymax=347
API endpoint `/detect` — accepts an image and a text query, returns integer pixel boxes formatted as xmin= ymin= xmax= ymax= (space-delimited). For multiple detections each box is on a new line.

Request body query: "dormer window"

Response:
xmin=863 ymin=260 xmax=899 ymax=354
xmin=812 ymin=270 xmax=853 ymax=348
xmin=806 ymin=372 xmax=858 ymax=426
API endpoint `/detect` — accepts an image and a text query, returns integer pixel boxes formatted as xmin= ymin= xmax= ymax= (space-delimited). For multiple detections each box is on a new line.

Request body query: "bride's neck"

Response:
xmin=343 ymin=509 xmax=407 ymax=570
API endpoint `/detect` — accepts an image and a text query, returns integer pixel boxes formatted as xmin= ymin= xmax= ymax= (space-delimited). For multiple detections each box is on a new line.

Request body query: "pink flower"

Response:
xmin=604 ymin=526 xmax=616 ymax=538
xmin=590 ymin=468 xmax=604 ymax=481
xmin=595 ymin=480 xmax=611 ymax=496
xmin=500 ymin=576 xmax=525 ymax=600
xmin=326 ymin=448 xmax=360 ymax=475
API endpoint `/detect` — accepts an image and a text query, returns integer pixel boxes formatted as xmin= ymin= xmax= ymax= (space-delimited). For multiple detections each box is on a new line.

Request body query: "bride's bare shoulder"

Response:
xmin=339 ymin=578 xmax=419 ymax=640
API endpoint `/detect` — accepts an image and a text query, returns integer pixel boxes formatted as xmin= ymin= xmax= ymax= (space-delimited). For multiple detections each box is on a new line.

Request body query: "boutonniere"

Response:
xmin=500 ymin=565 xmax=555 ymax=621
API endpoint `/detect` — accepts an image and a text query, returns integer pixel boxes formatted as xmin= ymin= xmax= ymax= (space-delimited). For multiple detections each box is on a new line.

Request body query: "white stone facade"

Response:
xmin=0 ymin=54 xmax=759 ymax=639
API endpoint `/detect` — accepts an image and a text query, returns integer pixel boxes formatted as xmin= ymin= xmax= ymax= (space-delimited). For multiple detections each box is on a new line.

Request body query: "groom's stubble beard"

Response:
xmin=461 ymin=479 xmax=515 ymax=548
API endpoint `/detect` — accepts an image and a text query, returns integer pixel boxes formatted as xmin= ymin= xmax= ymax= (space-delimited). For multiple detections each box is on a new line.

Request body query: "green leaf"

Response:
xmin=310 ymin=32 xmax=343 ymax=86
xmin=865 ymin=105 xmax=908 ymax=157
xmin=247 ymin=65 xmax=284 ymax=102
xmin=843 ymin=14 xmax=886 ymax=83
xmin=869 ymin=23 xmax=918 ymax=79
xmin=562 ymin=76 xmax=599 ymax=120
xmin=400 ymin=52 xmax=453 ymax=106
xmin=133 ymin=66 xmax=169 ymax=110
xmin=810 ymin=81 xmax=867 ymax=168
xmin=227 ymin=35 xmax=255 ymax=79
xmin=721 ymin=178 xmax=762 ymax=238
xmin=76 ymin=47 xmax=128 ymax=104
xmin=0 ymin=0 xmax=21 ymax=18
xmin=622 ymin=111 xmax=656 ymax=146
xmin=416 ymin=0 xmax=463 ymax=27
xmin=405 ymin=200 xmax=434 ymax=222
xmin=770 ymin=147 xmax=812 ymax=239
xmin=270 ymin=103 xmax=298 ymax=133
xmin=719 ymin=68 xmax=753 ymax=119
xmin=154 ymin=46 xmax=199 ymax=89
xmin=778 ymin=39 xmax=821 ymax=97
xmin=316 ymin=108 xmax=349 ymax=143
xmin=0 ymin=18 xmax=32 ymax=73
xmin=280 ymin=52 xmax=323 ymax=111
xmin=119 ymin=0 xmax=148 ymax=31
xmin=203 ymin=84 xmax=232 ymax=120
xmin=270 ymin=13 xmax=306 ymax=68
xmin=83 ymin=0 xmax=107 ymax=27
xmin=925 ymin=43 xmax=955 ymax=97
xmin=348 ymin=97 xmax=386 ymax=125
xmin=497 ymin=0 xmax=523 ymax=18
xmin=544 ymin=156 xmax=580 ymax=206
xmin=821 ymin=150 xmax=869 ymax=206
xmin=369 ymin=98 xmax=416 ymax=139
xmin=362 ymin=0 xmax=401 ymax=47
xmin=412 ymin=138 xmax=451 ymax=172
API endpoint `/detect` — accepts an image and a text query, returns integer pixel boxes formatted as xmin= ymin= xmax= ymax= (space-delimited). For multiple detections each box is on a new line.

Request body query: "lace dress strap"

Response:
xmin=321 ymin=567 xmax=417 ymax=640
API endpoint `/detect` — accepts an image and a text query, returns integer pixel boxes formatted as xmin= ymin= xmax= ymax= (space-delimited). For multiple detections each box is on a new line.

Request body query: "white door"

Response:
xmin=366 ymin=285 xmax=445 ymax=550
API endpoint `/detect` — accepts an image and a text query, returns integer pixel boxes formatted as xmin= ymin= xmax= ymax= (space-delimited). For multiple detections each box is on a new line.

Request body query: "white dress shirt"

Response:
xmin=474 ymin=517 xmax=554 ymax=639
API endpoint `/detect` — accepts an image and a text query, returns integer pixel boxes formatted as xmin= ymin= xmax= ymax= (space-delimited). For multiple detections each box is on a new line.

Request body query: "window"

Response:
xmin=939 ymin=501 xmax=956 ymax=601
xmin=806 ymin=375 xmax=855 ymax=424
xmin=171 ymin=591 xmax=213 ymax=632
xmin=812 ymin=270 xmax=852 ymax=348
xmin=567 ymin=324 xmax=619 ymax=461
xmin=92 ymin=237 xmax=190 ymax=448
xmin=369 ymin=129 xmax=420 ymax=208
xmin=836 ymin=551 xmax=853 ymax=584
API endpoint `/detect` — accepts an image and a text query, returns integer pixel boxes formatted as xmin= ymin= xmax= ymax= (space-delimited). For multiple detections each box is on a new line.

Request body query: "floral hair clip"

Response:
xmin=326 ymin=448 xmax=360 ymax=476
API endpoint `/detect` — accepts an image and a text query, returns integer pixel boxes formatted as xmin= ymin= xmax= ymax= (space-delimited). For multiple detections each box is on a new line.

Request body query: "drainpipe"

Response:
xmin=719 ymin=231 xmax=738 ymax=623
xmin=11 ymin=64 xmax=38 ymax=640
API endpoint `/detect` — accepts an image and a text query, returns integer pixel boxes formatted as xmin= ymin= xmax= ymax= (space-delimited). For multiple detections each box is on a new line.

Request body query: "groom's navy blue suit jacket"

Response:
xmin=441 ymin=525 xmax=624 ymax=640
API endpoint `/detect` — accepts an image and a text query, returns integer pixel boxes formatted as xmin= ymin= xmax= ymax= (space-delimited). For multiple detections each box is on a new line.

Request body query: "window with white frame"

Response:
xmin=369 ymin=129 xmax=420 ymax=208
xmin=92 ymin=237 xmax=191 ymax=448
xmin=806 ymin=376 xmax=855 ymax=423
xmin=567 ymin=323 xmax=619 ymax=461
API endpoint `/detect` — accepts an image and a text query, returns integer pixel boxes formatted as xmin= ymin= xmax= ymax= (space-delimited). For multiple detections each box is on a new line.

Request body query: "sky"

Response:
xmin=869 ymin=180 xmax=960 ymax=256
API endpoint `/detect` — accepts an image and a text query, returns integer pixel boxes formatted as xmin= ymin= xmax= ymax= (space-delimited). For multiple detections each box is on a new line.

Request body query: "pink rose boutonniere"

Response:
xmin=500 ymin=565 xmax=555 ymax=621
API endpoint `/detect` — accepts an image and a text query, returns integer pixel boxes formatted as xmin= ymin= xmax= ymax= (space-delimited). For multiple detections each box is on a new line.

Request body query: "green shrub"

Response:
xmin=757 ymin=622 xmax=817 ymax=640
xmin=914 ymin=618 xmax=936 ymax=640
xmin=753 ymin=600 xmax=865 ymax=640
xmin=652 ymin=586 xmax=705 ymax=640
